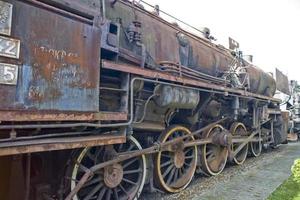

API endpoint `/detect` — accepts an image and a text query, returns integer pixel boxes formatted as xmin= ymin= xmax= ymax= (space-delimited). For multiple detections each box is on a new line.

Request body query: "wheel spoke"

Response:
xmin=184 ymin=161 xmax=191 ymax=168
xmin=82 ymin=177 xmax=102 ymax=189
xmin=185 ymin=155 xmax=194 ymax=159
xmin=160 ymin=160 xmax=173 ymax=168
xmin=83 ymin=184 xmax=102 ymax=200
xmin=166 ymin=167 xmax=176 ymax=185
xmin=207 ymin=152 xmax=215 ymax=162
xmin=113 ymin=188 xmax=119 ymax=200
xmin=123 ymin=168 xmax=142 ymax=175
xmin=78 ymin=163 xmax=89 ymax=173
xmin=123 ymin=157 xmax=138 ymax=169
xmin=118 ymin=184 xmax=130 ymax=197
xmin=184 ymin=148 xmax=193 ymax=154
xmin=179 ymin=168 xmax=183 ymax=177
xmin=97 ymin=187 xmax=107 ymax=200
xmin=105 ymin=189 xmax=112 ymax=200
xmin=173 ymin=169 xmax=179 ymax=183
xmin=206 ymin=149 xmax=214 ymax=156
xmin=123 ymin=177 xmax=138 ymax=185
xmin=161 ymin=152 xmax=172 ymax=159
xmin=163 ymin=164 xmax=174 ymax=178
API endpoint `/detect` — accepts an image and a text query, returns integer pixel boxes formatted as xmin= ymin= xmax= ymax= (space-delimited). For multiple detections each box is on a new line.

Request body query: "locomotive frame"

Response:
xmin=0 ymin=0 xmax=286 ymax=200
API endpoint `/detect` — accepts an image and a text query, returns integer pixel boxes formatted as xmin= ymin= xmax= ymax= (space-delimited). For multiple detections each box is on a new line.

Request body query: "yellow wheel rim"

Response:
xmin=155 ymin=126 xmax=197 ymax=193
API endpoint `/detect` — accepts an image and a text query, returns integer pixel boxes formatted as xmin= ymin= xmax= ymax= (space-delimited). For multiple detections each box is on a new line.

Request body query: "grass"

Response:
xmin=268 ymin=176 xmax=300 ymax=200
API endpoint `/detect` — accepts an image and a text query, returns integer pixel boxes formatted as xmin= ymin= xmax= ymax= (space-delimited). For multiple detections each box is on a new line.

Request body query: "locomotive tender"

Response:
xmin=0 ymin=0 xmax=286 ymax=199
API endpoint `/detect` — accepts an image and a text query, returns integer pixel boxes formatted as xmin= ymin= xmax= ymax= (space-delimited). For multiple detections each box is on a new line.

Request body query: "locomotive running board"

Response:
xmin=102 ymin=60 xmax=281 ymax=103
xmin=0 ymin=134 xmax=126 ymax=156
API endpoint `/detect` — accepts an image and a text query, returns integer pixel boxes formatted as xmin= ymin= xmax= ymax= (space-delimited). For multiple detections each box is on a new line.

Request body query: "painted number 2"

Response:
xmin=0 ymin=36 xmax=20 ymax=59
xmin=0 ymin=39 xmax=17 ymax=56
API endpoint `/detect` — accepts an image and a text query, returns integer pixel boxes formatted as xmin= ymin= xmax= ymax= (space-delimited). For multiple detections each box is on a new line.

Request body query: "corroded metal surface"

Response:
xmin=0 ymin=134 xmax=126 ymax=156
xmin=246 ymin=65 xmax=277 ymax=97
xmin=0 ymin=1 xmax=13 ymax=36
xmin=102 ymin=60 xmax=281 ymax=103
xmin=0 ymin=111 xmax=127 ymax=121
xmin=105 ymin=0 xmax=233 ymax=77
xmin=0 ymin=0 xmax=101 ymax=112
xmin=276 ymin=68 xmax=290 ymax=95
xmin=105 ymin=0 xmax=277 ymax=97
xmin=154 ymin=85 xmax=200 ymax=109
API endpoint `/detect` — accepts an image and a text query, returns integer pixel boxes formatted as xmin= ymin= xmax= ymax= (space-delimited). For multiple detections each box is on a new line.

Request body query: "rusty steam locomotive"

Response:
xmin=0 ymin=0 xmax=286 ymax=199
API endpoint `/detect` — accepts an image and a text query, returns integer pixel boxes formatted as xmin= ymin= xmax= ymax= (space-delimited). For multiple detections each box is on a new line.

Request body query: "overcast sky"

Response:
xmin=144 ymin=0 xmax=300 ymax=81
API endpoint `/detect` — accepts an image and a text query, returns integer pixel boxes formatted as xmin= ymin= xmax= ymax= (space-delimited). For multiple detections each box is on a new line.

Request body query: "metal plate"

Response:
xmin=229 ymin=37 xmax=239 ymax=50
xmin=0 ymin=63 xmax=18 ymax=85
xmin=0 ymin=1 xmax=13 ymax=36
xmin=276 ymin=68 xmax=290 ymax=95
xmin=0 ymin=35 xmax=20 ymax=59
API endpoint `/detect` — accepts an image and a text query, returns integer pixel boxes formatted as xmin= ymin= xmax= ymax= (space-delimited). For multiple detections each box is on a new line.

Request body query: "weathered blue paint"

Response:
xmin=0 ymin=0 xmax=101 ymax=112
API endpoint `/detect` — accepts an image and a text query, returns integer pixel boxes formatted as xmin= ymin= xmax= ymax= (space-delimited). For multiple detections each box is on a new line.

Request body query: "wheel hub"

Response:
xmin=174 ymin=150 xmax=185 ymax=168
xmin=212 ymin=130 xmax=232 ymax=147
xmin=103 ymin=163 xmax=123 ymax=188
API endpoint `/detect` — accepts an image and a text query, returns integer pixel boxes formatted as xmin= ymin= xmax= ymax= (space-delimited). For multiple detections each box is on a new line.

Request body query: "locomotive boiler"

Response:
xmin=0 ymin=0 xmax=285 ymax=200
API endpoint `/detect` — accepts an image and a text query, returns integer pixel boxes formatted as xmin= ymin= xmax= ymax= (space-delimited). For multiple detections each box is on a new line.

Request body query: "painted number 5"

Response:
xmin=4 ymin=66 xmax=16 ymax=82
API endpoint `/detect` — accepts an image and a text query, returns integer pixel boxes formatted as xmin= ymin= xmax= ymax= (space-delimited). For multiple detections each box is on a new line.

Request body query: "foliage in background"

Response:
xmin=268 ymin=176 xmax=300 ymax=200
xmin=268 ymin=159 xmax=300 ymax=200
xmin=292 ymin=159 xmax=300 ymax=183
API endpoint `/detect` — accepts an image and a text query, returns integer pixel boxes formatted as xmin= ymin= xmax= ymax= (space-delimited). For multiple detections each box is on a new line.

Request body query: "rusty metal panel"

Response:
xmin=104 ymin=1 xmax=232 ymax=76
xmin=276 ymin=68 xmax=290 ymax=95
xmin=0 ymin=0 xmax=101 ymax=112
xmin=0 ymin=111 xmax=128 ymax=121
xmin=0 ymin=1 xmax=13 ymax=36
xmin=38 ymin=0 xmax=101 ymax=18
xmin=246 ymin=65 xmax=276 ymax=97
xmin=0 ymin=134 xmax=126 ymax=156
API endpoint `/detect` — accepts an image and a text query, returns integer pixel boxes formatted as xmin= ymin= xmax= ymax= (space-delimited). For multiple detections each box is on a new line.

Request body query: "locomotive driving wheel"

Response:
xmin=250 ymin=133 xmax=262 ymax=157
xmin=154 ymin=125 xmax=197 ymax=193
xmin=70 ymin=136 xmax=146 ymax=200
xmin=230 ymin=123 xmax=248 ymax=165
xmin=200 ymin=124 xmax=228 ymax=176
